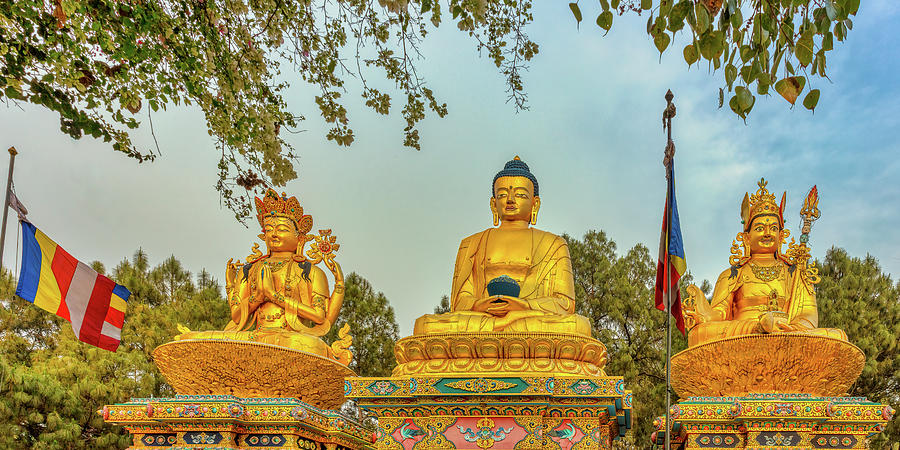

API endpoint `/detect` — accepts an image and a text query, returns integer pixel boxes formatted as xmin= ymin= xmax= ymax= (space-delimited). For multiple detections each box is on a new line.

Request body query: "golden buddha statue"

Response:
xmin=670 ymin=180 xmax=861 ymax=398
xmin=413 ymin=156 xmax=591 ymax=336
xmin=394 ymin=157 xmax=606 ymax=377
xmin=682 ymin=179 xmax=846 ymax=347
xmin=175 ymin=189 xmax=351 ymax=365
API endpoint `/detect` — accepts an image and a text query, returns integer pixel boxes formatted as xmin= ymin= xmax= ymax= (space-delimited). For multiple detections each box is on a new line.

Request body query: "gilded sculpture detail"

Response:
xmin=672 ymin=179 xmax=864 ymax=398
xmin=399 ymin=157 xmax=608 ymax=377
xmin=680 ymin=179 xmax=845 ymax=346
xmin=413 ymin=156 xmax=591 ymax=336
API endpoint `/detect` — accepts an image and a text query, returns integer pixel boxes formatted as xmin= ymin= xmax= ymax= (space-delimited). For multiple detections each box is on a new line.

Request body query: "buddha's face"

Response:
xmin=492 ymin=176 xmax=539 ymax=223
xmin=262 ymin=216 xmax=300 ymax=253
xmin=747 ymin=215 xmax=782 ymax=255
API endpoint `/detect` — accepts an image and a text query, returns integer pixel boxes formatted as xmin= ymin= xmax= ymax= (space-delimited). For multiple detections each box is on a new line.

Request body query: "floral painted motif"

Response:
xmin=457 ymin=417 xmax=513 ymax=449
xmin=569 ymin=380 xmax=598 ymax=395
xmin=368 ymin=380 xmax=399 ymax=395
xmin=445 ymin=378 xmax=518 ymax=393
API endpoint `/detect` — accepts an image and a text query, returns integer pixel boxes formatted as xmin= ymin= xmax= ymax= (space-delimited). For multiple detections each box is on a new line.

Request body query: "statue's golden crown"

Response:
xmin=740 ymin=178 xmax=786 ymax=231
xmin=255 ymin=189 xmax=313 ymax=234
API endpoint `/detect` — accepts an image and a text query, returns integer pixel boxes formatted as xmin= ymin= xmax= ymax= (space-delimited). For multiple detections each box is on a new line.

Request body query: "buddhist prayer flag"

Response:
xmin=15 ymin=221 xmax=129 ymax=351
xmin=654 ymin=163 xmax=686 ymax=335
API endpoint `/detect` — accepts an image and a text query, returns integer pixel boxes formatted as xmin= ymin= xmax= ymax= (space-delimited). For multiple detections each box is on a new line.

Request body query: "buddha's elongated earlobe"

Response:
xmin=490 ymin=198 xmax=499 ymax=226
xmin=530 ymin=197 xmax=541 ymax=225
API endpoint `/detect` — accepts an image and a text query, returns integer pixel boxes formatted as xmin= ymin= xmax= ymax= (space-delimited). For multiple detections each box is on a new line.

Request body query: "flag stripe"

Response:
xmin=16 ymin=222 xmax=42 ymax=302
xmin=97 ymin=335 xmax=120 ymax=352
xmin=101 ymin=321 xmax=122 ymax=340
xmin=50 ymin=245 xmax=78 ymax=320
xmin=112 ymin=284 xmax=131 ymax=302
xmin=79 ymin=275 xmax=115 ymax=345
xmin=32 ymin=229 xmax=66 ymax=313
xmin=104 ymin=305 xmax=125 ymax=328
xmin=66 ymin=262 xmax=98 ymax=337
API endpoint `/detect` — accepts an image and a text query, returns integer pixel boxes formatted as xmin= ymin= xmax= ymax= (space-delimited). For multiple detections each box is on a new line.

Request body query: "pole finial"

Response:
xmin=8 ymin=147 xmax=17 ymax=156
xmin=665 ymin=89 xmax=674 ymax=104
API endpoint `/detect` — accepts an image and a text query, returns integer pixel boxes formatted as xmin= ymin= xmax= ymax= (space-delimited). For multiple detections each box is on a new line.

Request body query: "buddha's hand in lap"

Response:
xmin=471 ymin=296 xmax=531 ymax=316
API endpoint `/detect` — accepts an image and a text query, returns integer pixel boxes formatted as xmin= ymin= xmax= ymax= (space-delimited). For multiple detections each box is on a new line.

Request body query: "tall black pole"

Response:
xmin=0 ymin=146 xmax=17 ymax=272
xmin=663 ymin=90 xmax=676 ymax=450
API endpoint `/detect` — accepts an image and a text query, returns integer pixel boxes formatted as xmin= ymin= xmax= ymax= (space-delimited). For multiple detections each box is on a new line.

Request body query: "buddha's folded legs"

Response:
xmin=689 ymin=320 xmax=849 ymax=346
xmin=174 ymin=328 xmax=331 ymax=357
xmin=413 ymin=311 xmax=591 ymax=335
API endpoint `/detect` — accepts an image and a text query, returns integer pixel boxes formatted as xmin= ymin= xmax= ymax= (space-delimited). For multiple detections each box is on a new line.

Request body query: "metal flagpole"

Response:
xmin=0 ymin=146 xmax=18 ymax=272
xmin=663 ymin=90 xmax=676 ymax=450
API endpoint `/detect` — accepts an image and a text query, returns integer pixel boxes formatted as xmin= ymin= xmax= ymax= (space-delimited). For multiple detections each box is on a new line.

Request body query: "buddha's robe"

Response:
xmin=689 ymin=259 xmax=847 ymax=346
xmin=414 ymin=228 xmax=591 ymax=335
xmin=176 ymin=259 xmax=333 ymax=356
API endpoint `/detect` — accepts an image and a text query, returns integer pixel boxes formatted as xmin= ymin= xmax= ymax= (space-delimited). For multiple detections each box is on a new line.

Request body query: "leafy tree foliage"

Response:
xmin=816 ymin=247 xmax=900 ymax=447
xmin=569 ymin=0 xmax=858 ymax=117
xmin=326 ymin=272 xmax=400 ymax=377
xmin=434 ymin=294 xmax=450 ymax=313
xmin=4 ymin=0 xmax=858 ymax=220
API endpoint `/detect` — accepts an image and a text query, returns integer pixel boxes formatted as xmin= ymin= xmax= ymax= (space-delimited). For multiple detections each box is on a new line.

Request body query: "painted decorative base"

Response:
xmin=670 ymin=334 xmax=865 ymax=398
xmin=154 ymin=339 xmax=355 ymax=409
xmin=650 ymin=394 xmax=894 ymax=449
xmin=345 ymin=375 xmax=632 ymax=449
xmin=101 ymin=395 xmax=376 ymax=449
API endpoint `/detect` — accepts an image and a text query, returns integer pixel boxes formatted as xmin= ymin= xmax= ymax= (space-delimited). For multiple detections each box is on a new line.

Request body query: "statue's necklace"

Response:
xmin=749 ymin=262 xmax=782 ymax=282
xmin=264 ymin=259 xmax=291 ymax=272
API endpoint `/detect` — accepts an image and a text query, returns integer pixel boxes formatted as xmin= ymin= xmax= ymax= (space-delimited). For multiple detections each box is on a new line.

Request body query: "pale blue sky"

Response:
xmin=1 ymin=2 xmax=898 ymax=335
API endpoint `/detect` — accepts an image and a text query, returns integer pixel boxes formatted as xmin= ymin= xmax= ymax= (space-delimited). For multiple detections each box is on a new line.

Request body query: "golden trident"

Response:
xmin=799 ymin=185 xmax=820 ymax=244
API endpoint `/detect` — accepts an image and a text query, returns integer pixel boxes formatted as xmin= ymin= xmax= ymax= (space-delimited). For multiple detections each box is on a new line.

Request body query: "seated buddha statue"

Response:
xmin=175 ymin=189 xmax=351 ymax=365
xmin=413 ymin=156 xmax=591 ymax=336
xmin=682 ymin=179 xmax=846 ymax=347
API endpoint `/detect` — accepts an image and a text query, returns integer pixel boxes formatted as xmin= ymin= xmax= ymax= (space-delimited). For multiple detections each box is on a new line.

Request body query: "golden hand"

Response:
xmin=472 ymin=295 xmax=530 ymax=316
xmin=258 ymin=265 xmax=277 ymax=304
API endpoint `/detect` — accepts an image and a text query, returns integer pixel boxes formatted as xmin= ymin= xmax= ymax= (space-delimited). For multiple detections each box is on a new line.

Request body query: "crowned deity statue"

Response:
xmin=413 ymin=156 xmax=591 ymax=336
xmin=681 ymin=179 xmax=846 ymax=347
xmin=175 ymin=189 xmax=351 ymax=365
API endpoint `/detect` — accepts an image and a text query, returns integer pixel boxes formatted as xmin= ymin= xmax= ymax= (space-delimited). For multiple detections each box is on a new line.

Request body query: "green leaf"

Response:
xmin=846 ymin=0 xmax=860 ymax=15
xmin=642 ymin=0 xmax=652 ymax=10
xmin=725 ymin=63 xmax=737 ymax=87
xmin=596 ymin=11 xmax=613 ymax=31
xmin=803 ymin=89 xmax=820 ymax=111
xmin=796 ymin=29 xmax=814 ymax=66
xmin=612 ymin=0 xmax=621 ymax=8
xmin=774 ymin=76 xmax=806 ymax=105
xmin=599 ymin=0 xmax=610 ymax=11
xmin=818 ymin=33 xmax=832 ymax=53
xmin=654 ymin=32 xmax=671 ymax=54
xmin=698 ymin=31 xmax=724 ymax=60
xmin=695 ymin=2 xmax=710 ymax=33
xmin=683 ymin=44 xmax=699 ymax=65
xmin=718 ymin=87 xmax=724 ymax=108
xmin=569 ymin=3 xmax=583 ymax=24
xmin=730 ymin=7 xmax=743 ymax=30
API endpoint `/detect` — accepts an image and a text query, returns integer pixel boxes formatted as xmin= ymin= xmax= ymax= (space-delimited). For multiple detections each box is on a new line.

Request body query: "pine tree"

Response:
xmin=325 ymin=272 xmax=400 ymax=377
xmin=816 ymin=247 xmax=900 ymax=446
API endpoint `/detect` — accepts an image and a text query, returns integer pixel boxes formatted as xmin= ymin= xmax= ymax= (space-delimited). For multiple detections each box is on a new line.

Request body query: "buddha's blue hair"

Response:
xmin=492 ymin=157 xmax=539 ymax=196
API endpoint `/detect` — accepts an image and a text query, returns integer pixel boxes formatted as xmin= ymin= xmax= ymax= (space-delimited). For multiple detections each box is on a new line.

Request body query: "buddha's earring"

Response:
xmin=530 ymin=210 xmax=538 ymax=225
xmin=490 ymin=198 xmax=499 ymax=226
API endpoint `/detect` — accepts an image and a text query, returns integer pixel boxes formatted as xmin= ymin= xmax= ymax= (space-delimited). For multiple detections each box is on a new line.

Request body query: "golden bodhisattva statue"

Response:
xmin=682 ymin=179 xmax=845 ymax=347
xmin=176 ymin=189 xmax=351 ymax=363
xmin=671 ymin=179 xmax=862 ymax=398
xmin=395 ymin=157 xmax=607 ymax=377
xmin=414 ymin=156 xmax=590 ymax=336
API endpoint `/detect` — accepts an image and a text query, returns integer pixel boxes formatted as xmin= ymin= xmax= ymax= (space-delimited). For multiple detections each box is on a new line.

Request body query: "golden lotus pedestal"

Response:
xmin=102 ymin=340 xmax=376 ymax=449
xmin=347 ymin=332 xmax=632 ymax=449
xmin=650 ymin=334 xmax=894 ymax=449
